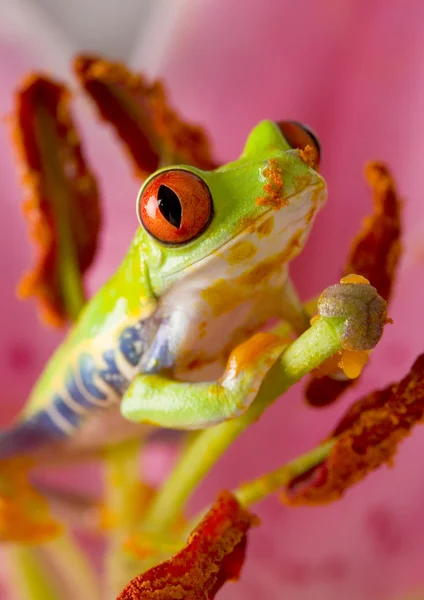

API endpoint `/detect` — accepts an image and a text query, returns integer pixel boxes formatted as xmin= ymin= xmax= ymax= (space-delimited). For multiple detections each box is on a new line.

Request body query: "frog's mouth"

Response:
xmin=167 ymin=181 xmax=325 ymax=278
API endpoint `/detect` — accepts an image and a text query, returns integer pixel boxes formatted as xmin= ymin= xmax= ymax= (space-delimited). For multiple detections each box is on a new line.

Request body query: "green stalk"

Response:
xmin=144 ymin=316 xmax=345 ymax=533
xmin=103 ymin=440 xmax=143 ymax=598
xmin=42 ymin=535 xmax=101 ymax=599
xmin=10 ymin=534 xmax=101 ymax=600
xmin=9 ymin=546 xmax=58 ymax=600
xmin=185 ymin=438 xmax=336 ymax=533
xmin=235 ymin=439 xmax=335 ymax=507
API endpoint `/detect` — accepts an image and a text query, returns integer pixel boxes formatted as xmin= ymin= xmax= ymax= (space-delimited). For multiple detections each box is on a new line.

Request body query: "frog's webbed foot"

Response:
xmin=120 ymin=332 xmax=289 ymax=429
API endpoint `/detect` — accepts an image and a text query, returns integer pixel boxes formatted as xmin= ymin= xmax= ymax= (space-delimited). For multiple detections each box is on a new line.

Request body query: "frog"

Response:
xmin=0 ymin=119 xmax=326 ymax=461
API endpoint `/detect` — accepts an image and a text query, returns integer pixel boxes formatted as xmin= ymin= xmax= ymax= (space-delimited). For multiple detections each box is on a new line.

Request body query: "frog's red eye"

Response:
xmin=137 ymin=170 xmax=213 ymax=244
xmin=277 ymin=121 xmax=321 ymax=168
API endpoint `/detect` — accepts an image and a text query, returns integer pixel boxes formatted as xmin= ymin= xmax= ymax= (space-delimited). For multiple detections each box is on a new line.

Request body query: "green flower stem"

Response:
xmin=36 ymin=107 xmax=86 ymax=321
xmin=10 ymin=534 xmax=101 ymax=600
xmin=103 ymin=440 xmax=143 ymax=598
xmin=235 ymin=438 xmax=336 ymax=507
xmin=9 ymin=546 xmax=58 ymax=600
xmin=144 ymin=316 xmax=346 ymax=534
xmin=185 ymin=438 xmax=336 ymax=534
xmin=42 ymin=535 xmax=101 ymax=599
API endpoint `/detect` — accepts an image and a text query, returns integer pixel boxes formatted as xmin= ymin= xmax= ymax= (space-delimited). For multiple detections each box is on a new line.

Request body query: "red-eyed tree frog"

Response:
xmin=0 ymin=120 xmax=326 ymax=460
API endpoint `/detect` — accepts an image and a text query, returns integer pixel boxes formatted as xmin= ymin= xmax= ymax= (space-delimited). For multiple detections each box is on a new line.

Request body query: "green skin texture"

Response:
xmin=25 ymin=120 xmax=327 ymax=431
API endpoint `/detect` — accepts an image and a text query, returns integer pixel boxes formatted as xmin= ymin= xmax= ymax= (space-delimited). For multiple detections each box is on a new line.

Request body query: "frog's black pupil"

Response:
xmin=158 ymin=185 xmax=182 ymax=228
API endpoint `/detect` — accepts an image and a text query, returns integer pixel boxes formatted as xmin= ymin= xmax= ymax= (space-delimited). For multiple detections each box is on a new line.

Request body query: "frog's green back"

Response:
xmin=25 ymin=236 xmax=154 ymax=415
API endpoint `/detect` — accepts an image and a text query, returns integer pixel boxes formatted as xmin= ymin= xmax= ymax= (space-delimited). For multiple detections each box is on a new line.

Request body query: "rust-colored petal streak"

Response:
xmin=344 ymin=162 xmax=402 ymax=302
xmin=13 ymin=75 xmax=100 ymax=326
xmin=117 ymin=491 xmax=258 ymax=600
xmin=305 ymin=162 xmax=402 ymax=407
xmin=74 ymin=55 xmax=216 ymax=177
xmin=285 ymin=353 xmax=424 ymax=505
xmin=0 ymin=458 xmax=61 ymax=543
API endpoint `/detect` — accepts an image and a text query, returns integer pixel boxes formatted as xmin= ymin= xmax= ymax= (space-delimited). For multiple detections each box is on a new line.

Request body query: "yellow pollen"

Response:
xmin=339 ymin=350 xmax=370 ymax=379
xmin=340 ymin=274 xmax=370 ymax=285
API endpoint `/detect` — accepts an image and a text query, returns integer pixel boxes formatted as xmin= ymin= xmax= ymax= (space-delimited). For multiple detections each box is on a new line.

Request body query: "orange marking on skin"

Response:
xmin=256 ymin=158 xmax=285 ymax=209
xmin=202 ymin=230 xmax=304 ymax=317
xmin=225 ymin=240 xmax=258 ymax=265
xmin=238 ymin=252 xmax=285 ymax=287
xmin=256 ymin=215 xmax=275 ymax=238
xmin=239 ymin=231 xmax=303 ymax=287
xmin=219 ymin=324 xmax=260 ymax=363
xmin=201 ymin=279 xmax=245 ymax=318
xmin=305 ymin=203 xmax=317 ymax=224
xmin=198 ymin=320 xmax=207 ymax=339
xmin=226 ymin=332 xmax=283 ymax=378
xmin=238 ymin=214 xmax=262 ymax=234
xmin=298 ymin=144 xmax=317 ymax=169
xmin=341 ymin=274 xmax=370 ymax=285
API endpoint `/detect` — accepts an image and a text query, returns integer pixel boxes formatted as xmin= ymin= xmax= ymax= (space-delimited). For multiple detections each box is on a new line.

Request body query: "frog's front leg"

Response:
xmin=121 ymin=333 xmax=288 ymax=429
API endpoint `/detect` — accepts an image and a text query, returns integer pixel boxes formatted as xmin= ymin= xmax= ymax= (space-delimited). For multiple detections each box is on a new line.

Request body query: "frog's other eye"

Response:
xmin=137 ymin=170 xmax=213 ymax=244
xmin=277 ymin=121 xmax=321 ymax=168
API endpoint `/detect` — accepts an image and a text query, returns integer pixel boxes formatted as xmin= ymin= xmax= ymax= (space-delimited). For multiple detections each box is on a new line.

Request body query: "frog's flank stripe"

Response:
xmin=65 ymin=370 xmax=95 ymax=411
xmin=98 ymin=349 xmax=130 ymax=396
xmin=79 ymin=352 xmax=108 ymax=400
xmin=43 ymin=322 xmax=149 ymax=435
xmin=119 ymin=323 xmax=145 ymax=366
xmin=0 ymin=321 xmax=156 ymax=456
xmin=52 ymin=393 xmax=84 ymax=429
xmin=48 ymin=399 xmax=79 ymax=434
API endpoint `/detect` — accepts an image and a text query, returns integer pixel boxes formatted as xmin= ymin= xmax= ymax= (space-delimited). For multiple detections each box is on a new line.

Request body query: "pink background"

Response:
xmin=1 ymin=1 xmax=424 ymax=598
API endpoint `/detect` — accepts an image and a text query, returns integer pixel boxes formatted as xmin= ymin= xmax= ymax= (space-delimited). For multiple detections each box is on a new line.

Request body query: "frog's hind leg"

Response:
xmin=0 ymin=408 xmax=70 ymax=460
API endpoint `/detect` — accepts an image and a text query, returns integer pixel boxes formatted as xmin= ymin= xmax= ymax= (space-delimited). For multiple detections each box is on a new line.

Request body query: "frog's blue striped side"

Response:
xmin=0 ymin=319 xmax=167 ymax=459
